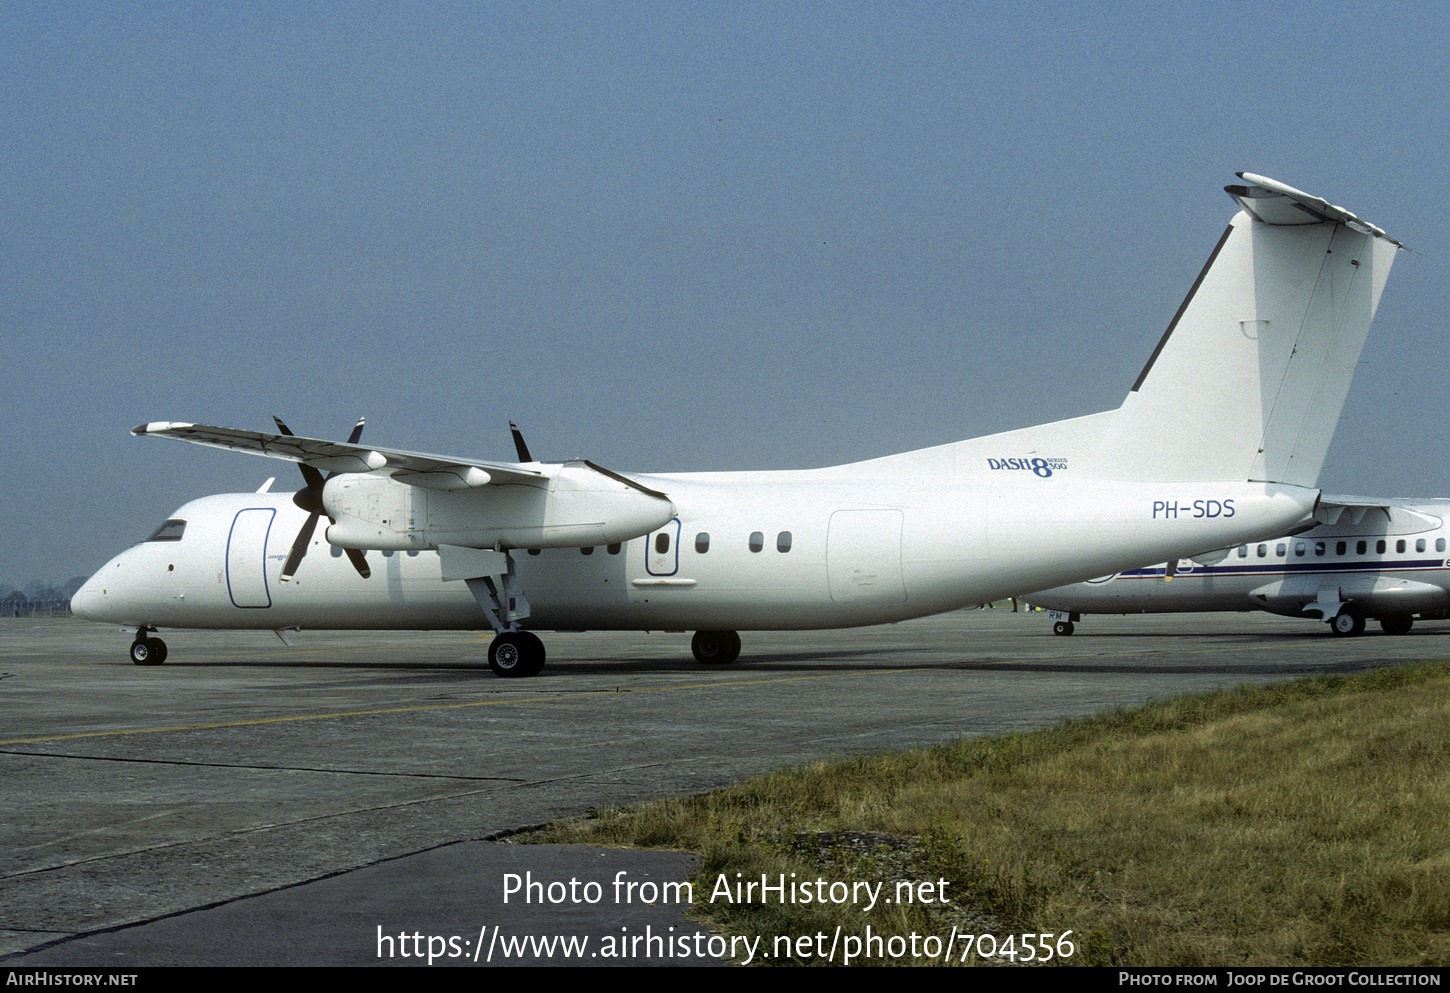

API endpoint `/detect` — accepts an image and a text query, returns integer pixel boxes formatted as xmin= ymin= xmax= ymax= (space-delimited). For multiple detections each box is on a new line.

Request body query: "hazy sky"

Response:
xmin=4 ymin=1 xmax=1447 ymax=585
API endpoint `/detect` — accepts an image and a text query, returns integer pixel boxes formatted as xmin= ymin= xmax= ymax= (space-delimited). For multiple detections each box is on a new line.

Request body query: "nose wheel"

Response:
xmin=129 ymin=628 xmax=168 ymax=665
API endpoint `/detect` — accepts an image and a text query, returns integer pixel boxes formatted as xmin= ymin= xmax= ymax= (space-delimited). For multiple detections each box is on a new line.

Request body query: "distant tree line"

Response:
xmin=1 ymin=577 xmax=87 ymax=617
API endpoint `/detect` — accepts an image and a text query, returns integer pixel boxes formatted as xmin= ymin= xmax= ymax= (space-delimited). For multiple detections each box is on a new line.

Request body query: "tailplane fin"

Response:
xmin=1100 ymin=174 xmax=1401 ymax=485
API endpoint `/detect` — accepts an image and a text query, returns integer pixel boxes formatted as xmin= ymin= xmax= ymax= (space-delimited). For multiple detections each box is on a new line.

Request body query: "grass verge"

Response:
xmin=517 ymin=661 xmax=1450 ymax=966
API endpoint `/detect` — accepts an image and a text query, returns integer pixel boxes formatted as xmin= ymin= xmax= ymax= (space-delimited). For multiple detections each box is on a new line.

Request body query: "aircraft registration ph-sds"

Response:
xmin=72 ymin=174 xmax=1406 ymax=676
xmin=1026 ymin=496 xmax=1450 ymax=637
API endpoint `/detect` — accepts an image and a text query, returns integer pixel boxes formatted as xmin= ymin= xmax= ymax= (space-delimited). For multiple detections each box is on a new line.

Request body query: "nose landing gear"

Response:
xmin=129 ymin=626 xmax=168 ymax=665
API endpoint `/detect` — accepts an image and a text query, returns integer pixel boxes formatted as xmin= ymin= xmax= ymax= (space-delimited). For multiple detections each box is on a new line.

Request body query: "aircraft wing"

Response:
xmin=132 ymin=421 xmax=549 ymax=490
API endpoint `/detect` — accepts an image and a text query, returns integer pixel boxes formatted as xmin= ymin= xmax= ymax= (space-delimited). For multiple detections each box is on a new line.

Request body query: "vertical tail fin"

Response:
xmin=1102 ymin=174 xmax=1401 ymax=485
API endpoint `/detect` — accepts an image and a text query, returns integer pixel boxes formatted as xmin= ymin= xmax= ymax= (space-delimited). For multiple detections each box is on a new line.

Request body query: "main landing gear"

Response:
xmin=1379 ymin=614 xmax=1413 ymax=636
xmin=691 ymin=630 xmax=741 ymax=665
xmin=487 ymin=630 xmax=546 ymax=677
xmin=130 ymin=626 xmax=167 ymax=665
xmin=1328 ymin=605 xmax=1413 ymax=637
xmin=462 ymin=551 xmax=551 ymax=678
xmin=481 ymin=626 xmax=744 ymax=675
xmin=461 ymin=548 xmax=748 ymax=675
xmin=1328 ymin=604 xmax=1366 ymax=637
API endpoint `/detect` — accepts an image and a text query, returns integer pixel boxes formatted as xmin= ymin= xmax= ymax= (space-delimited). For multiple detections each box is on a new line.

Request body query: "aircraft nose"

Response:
xmin=69 ymin=580 xmax=106 ymax=620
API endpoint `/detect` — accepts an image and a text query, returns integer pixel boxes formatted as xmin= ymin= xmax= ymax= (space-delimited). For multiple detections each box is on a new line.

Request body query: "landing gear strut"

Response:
xmin=129 ymin=626 xmax=167 ymax=665
xmin=462 ymin=550 xmax=547 ymax=678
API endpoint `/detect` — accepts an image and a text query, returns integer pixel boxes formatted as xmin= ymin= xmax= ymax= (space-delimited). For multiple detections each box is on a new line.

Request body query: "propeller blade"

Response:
xmin=271 ymin=415 xmax=372 ymax=580
xmin=510 ymin=421 xmax=533 ymax=462
xmin=280 ymin=512 xmax=320 ymax=582
xmin=292 ymin=465 xmax=326 ymax=512
xmin=344 ymin=547 xmax=371 ymax=579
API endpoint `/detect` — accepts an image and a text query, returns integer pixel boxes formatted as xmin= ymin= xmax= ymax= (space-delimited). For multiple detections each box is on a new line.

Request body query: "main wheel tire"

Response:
xmin=130 ymin=637 xmax=166 ymax=665
xmin=1330 ymin=605 xmax=1366 ymax=637
xmin=691 ymin=630 xmax=741 ymax=665
xmin=1053 ymin=621 xmax=1075 ymax=636
xmin=1379 ymin=615 xmax=1413 ymax=636
xmin=516 ymin=631 xmax=546 ymax=676
xmin=489 ymin=631 xmax=545 ymax=677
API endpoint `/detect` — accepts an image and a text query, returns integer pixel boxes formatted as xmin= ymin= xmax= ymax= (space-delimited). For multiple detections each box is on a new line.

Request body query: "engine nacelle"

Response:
xmin=1250 ymin=575 xmax=1450 ymax=618
xmin=322 ymin=465 xmax=675 ymax=551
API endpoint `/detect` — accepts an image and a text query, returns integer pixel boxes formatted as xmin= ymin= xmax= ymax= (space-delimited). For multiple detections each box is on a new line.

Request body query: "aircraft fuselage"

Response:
xmin=75 ymin=474 xmax=1317 ymax=634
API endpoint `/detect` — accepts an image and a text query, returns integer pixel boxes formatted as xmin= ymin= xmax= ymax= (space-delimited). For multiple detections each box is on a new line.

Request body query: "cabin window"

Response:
xmin=607 ymin=543 xmax=621 ymax=555
xmin=1314 ymin=542 xmax=1325 ymax=556
xmin=777 ymin=531 xmax=792 ymax=553
xmin=1438 ymin=539 xmax=1446 ymax=553
xmin=331 ymin=545 xmax=343 ymax=558
xmin=580 ymin=546 xmax=594 ymax=555
xmin=695 ymin=532 xmax=710 ymax=553
xmin=1336 ymin=541 xmax=1347 ymax=556
xmin=1356 ymin=541 xmax=1367 ymax=555
xmin=749 ymin=531 xmax=764 ymax=553
xmin=1237 ymin=546 xmax=1248 ymax=558
xmin=527 ymin=548 xmax=541 ymax=556
xmin=146 ymin=519 xmax=187 ymax=542
xmin=1417 ymin=539 xmax=1427 ymax=553
xmin=1257 ymin=544 xmax=1267 ymax=558
xmin=407 ymin=550 xmax=418 ymax=557
xmin=1295 ymin=542 xmax=1306 ymax=557
xmin=655 ymin=533 xmax=670 ymax=554
xmin=1377 ymin=540 xmax=1386 ymax=554
xmin=1397 ymin=540 xmax=1406 ymax=553
xmin=1277 ymin=543 xmax=1286 ymax=556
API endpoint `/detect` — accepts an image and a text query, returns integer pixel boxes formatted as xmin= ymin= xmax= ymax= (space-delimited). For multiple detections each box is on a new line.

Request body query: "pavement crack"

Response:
xmin=0 ymin=748 xmax=524 ymax=782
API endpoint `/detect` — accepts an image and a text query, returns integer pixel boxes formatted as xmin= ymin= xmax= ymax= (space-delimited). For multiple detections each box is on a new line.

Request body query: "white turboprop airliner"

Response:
xmin=73 ymin=174 xmax=1405 ymax=676
xmin=1027 ymin=496 xmax=1450 ymax=637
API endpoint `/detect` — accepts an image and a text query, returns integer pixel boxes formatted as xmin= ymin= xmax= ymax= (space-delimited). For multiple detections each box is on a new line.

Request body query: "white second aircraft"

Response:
xmin=1026 ymin=496 xmax=1450 ymax=637
xmin=73 ymin=174 xmax=1405 ymax=676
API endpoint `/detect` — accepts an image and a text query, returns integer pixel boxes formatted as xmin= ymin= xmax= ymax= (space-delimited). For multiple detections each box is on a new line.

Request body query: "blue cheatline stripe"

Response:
xmin=1115 ymin=558 xmax=1446 ymax=581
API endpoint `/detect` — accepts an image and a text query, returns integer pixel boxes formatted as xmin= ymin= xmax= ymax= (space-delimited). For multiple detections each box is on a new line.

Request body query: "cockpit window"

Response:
xmin=146 ymin=519 xmax=187 ymax=542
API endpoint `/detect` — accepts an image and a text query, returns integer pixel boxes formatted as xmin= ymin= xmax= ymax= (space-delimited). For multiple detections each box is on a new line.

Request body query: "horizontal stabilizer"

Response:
xmin=1228 ymin=174 xmax=1406 ymax=247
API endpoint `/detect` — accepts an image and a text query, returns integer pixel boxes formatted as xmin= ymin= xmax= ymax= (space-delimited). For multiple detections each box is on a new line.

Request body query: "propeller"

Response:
xmin=274 ymin=416 xmax=371 ymax=581
xmin=510 ymin=421 xmax=533 ymax=462
xmin=508 ymin=421 xmax=669 ymax=500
